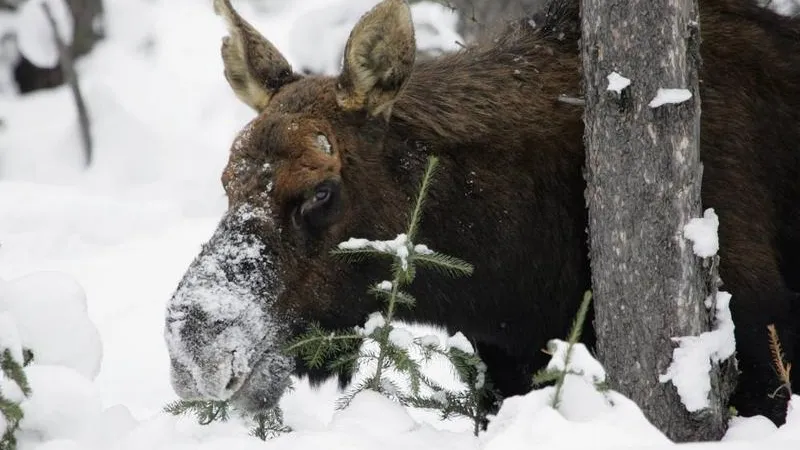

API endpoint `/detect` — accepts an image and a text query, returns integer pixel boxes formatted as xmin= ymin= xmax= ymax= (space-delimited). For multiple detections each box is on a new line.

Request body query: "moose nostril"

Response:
xmin=225 ymin=375 xmax=240 ymax=391
xmin=225 ymin=349 xmax=242 ymax=393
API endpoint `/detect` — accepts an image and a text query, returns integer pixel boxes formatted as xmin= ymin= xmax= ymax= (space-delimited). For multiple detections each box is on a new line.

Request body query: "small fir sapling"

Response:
xmin=532 ymin=291 xmax=608 ymax=408
xmin=286 ymin=156 xmax=496 ymax=435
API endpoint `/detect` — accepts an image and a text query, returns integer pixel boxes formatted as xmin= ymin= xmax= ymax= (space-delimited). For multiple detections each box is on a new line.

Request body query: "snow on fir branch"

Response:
xmin=286 ymin=156 xmax=497 ymax=435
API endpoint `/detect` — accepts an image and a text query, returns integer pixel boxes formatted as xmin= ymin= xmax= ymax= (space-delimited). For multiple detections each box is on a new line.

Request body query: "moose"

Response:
xmin=165 ymin=0 xmax=800 ymax=427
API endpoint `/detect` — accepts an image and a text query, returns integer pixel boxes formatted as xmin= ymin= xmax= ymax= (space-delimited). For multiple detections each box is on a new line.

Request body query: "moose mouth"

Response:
xmin=165 ymin=203 xmax=294 ymax=412
xmin=226 ymin=347 xmax=295 ymax=412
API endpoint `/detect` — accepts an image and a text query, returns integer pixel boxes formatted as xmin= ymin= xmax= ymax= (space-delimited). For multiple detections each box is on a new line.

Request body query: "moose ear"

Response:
xmin=214 ymin=0 xmax=299 ymax=112
xmin=336 ymin=0 xmax=416 ymax=119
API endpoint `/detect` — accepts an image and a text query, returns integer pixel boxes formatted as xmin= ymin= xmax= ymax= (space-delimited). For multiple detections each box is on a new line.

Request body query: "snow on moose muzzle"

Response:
xmin=164 ymin=204 xmax=293 ymax=411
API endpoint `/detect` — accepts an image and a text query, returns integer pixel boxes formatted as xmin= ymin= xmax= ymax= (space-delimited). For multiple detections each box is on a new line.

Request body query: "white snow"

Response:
xmin=0 ymin=311 xmax=24 ymax=364
xmin=544 ymin=340 xmax=607 ymax=386
xmin=606 ymin=71 xmax=631 ymax=93
xmin=414 ymin=244 xmax=434 ymax=255
xmin=659 ymin=291 xmax=736 ymax=412
xmin=18 ymin=364 xmax=104 ymax=444
xmin=339 ymin=234 xmax=411 ymax=270
xmin=418 ymin=335 xmax=441 ymax=348
xmin=648 ymin=88 xmax=693 ymax=108
xmin=388 ymin=327 xmax=415 ymax=349
xmin=0 ymin=271 xmax=102 ymax=379
xmin=1 ymin=0 xmax=800 ymax=448
xmin=16 ymin=0 xmax=74 ymax=68
xmin=684 ymin=208 xmax=720 ymax=257
xmin=360 ymin=312 xmax=386 ymax=336
xmin=446 ymin=332 xmax=474 ymax=355
xmin=377 ymin=280 xmax=393 ymax=291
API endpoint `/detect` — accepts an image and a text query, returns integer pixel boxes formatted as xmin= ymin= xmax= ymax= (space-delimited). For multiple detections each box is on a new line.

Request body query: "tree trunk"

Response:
xmin=581 ymin=0 xmax=733 ymax=442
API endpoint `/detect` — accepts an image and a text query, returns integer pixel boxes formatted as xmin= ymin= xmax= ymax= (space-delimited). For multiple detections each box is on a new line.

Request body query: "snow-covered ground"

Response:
xmin=1 ymin=0 xmax=800 ymax=449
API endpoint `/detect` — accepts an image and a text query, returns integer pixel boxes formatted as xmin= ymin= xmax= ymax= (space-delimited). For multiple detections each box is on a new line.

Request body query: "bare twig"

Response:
xmin=557 ymin=94 xmax=586 ymax=106
xmin=42 ymin=1 xmax=93 ymax=167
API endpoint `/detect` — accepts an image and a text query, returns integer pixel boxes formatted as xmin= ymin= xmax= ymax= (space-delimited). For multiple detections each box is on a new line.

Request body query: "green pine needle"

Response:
xmin=1 ymin=350 xmax=30 ymax=396
xmin=330 ymin=247 xmax=394 ymax=263
xmin=1 ymin=347 xmax=33 ymax=450
xmin=406 ymin=156 xmax=440 ymax=241
xmin=413 ymin=252 xmax=474 ymax=278
xmin=250 ymin=407 xmax=292 ymax=441
xmin=567 ymin=291 xmax=592 ymax=345
xmin=163 ymin=399 xmax=230 ymax=425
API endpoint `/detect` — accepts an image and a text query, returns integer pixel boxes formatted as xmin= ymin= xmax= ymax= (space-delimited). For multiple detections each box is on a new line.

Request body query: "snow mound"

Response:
xmin=0 ymin=271 xmax=102 ymax=379
xmin=19 ymin=364 xmax=103 ymax=443
xmin=329 ymin=390 xmax=416 ymax=435
xmin=481 ymin=388 xmax=670 ymax=450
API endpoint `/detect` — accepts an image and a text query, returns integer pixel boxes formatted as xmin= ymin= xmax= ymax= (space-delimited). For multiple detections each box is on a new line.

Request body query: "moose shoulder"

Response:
xmin=164 ymin=0 xmax=800 ymax=425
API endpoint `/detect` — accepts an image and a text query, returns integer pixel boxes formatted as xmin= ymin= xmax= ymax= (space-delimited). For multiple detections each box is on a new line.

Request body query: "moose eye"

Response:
xmin=314 ymin=187 xmax=331 ymax=202
xmin=297 ymin=180 xmax=341 ymax=232
xmin=316 ymin=133 xmax=333 ymax=155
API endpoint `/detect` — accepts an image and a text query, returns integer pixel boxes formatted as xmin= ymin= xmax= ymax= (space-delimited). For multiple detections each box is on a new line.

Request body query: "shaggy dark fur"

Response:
xmin=203 ymin=0 xmax=799 ymax=425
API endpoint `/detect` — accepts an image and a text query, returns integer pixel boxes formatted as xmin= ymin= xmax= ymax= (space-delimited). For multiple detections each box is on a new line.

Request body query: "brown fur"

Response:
xmin=202 ymin=0 xmax=799 ymax=424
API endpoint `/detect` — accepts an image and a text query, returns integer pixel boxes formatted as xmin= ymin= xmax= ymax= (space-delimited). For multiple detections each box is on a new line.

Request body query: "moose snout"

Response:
xmin=164 ymin=204 xmax=291 ymax=406
xmin=165 ymin=309 xmax=261 ymax=400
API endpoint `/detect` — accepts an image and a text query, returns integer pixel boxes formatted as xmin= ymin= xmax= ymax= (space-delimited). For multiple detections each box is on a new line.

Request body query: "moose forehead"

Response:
xmin=222 ymin=77 xmax=344 ymax=207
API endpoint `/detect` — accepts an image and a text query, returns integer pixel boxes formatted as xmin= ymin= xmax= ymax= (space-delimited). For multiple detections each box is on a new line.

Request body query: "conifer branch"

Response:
xmin=1 ymin=347 xmax=33 ymax=449
xmin=406 ymin=155 xmax=439 ymax=240
xmin=413 ymin=252 xmax=474 ymax=278
xmin=163 ymin=399 xmax=230 ymax=425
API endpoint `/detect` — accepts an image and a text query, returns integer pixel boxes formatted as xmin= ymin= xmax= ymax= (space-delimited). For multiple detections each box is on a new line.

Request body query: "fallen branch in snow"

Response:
xmin=41 ymin=1 xmax=93 ymax=167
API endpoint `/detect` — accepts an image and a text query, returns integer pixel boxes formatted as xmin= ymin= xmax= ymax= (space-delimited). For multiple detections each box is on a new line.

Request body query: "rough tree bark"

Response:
xmin=581 ymin=0 xmax=734 ymax=442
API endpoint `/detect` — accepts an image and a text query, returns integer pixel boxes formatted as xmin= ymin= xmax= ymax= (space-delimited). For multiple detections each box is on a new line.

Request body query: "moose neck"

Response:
xmin=390 ymin=22 xmax=583 ymax=151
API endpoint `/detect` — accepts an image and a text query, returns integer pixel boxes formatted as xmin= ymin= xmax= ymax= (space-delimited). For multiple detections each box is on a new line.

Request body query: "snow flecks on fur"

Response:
xmin=659 ymin=291 xmax=736 ymax=412
xmin=164 ymin=203 xmax=290 ymax=402
xmin=684 ymin=208 xmax=720 ymax=257
xmin=648 ymin=88 xmax=693 ymax=108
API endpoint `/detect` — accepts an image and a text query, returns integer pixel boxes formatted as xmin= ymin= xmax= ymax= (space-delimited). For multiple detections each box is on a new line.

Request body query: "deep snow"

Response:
xmin=2 ymin=0 xmax=800 ymax=449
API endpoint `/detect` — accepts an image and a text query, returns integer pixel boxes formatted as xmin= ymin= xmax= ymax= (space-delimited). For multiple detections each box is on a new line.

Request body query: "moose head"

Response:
xmin=164 ymin=0 xmax=423 ymax=412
